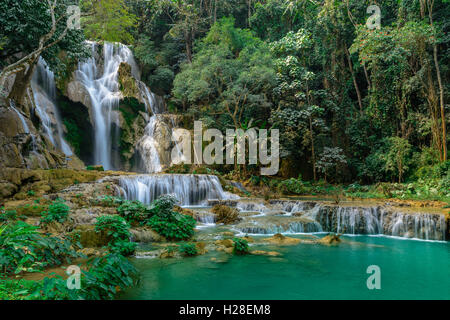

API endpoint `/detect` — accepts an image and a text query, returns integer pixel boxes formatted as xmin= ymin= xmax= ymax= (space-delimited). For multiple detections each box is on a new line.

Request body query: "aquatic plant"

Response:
xmin=179 ymin=243 xmax=198 ymax=256
xmin=233 ymin=238 xmax=249 ymax=255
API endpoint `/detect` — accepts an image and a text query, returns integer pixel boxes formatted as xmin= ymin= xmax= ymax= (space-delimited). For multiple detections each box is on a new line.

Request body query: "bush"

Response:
xmin=179 ymin=243 xmax=198 ymax=256
xmin=279 ymin=176 xmax=306 ymax=195
xmin=147 ymin=213 xmax=196 ymax=241
xmin=94 ymin=195 xmax=123 ymax=208
xmin=233 ymin=238 xmax=249 ymax=255
xmin=0 ymin=209 xmax=17 ymax=223
xmin=95 ymin=215 xmax=130 ymax=242
xmin=3 ymin=253 xmax=139 ymax=300
xmin=150 ymin=194 xmax=178 ymax=219
xmin=95 ymin=215 xmax=137 ymax=256
xmin=117 ymin=200 xmax=152 ymax=224
xmin=109 ymin=240 xmax=137 ymax=256
xmin=212 ymin=205 xmax=240 ymax=224
xmin=40 ymin=200 xmax=70 ymax=224
xmin=0 ymin=221 xmax=81 ymax=275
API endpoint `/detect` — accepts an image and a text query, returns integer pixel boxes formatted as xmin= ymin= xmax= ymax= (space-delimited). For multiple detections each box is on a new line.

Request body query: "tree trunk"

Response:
xmin=344 ymin=46 xmax=363 ymax=114
xmin=428 ymin=0 xmax=447 ymax=161
xmin=310 ymin=116 xmax=316 ymax=181
xmin=7 ymin=61 xmax=37 ymax=106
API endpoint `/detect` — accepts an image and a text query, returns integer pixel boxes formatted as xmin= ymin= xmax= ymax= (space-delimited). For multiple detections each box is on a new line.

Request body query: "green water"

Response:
xmin=121 ymin=236 xmax=449 ymax=300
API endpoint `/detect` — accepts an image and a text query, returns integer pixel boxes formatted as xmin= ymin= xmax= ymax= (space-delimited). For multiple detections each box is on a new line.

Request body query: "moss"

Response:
xmin=119 ymin=98 xmax=145 ymax=127
xmin=63 ymin=118 xmax=82 ymax=155
xmin=56 ymin=94 xmax=94 ymax=163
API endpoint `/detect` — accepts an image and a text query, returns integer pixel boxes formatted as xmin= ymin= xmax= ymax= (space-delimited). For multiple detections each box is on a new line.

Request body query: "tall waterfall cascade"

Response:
xmin=75 ymin=41 xmax=179 ymax=173
xmin=76 ymin=42 xmax=140 ymax=170
xmin=31 ymin=58 xmax=72 ymax=155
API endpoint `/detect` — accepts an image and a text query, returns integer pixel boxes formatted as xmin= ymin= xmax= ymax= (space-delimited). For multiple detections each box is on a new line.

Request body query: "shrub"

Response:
xmin=150 ymin=194 xmax=178 ymax=219
xmin=233 ymin=238 xmax=249 ymax=255
xmin=7 ymin=253 xmax=139 ymax=300
xmin=179 ymin=243 xmax=198 ymax=256
xmin=94 ymin=195 xmax=123 ymax=208
xmin=95 ymin=215 xmax=130 ymax=242
xmin=95 ymin=215 xmax=136 ymax=256
xmin=0 ymin=209 xmax=17 ymax=223
xmin=279 ymin=176 xmax=306 ymax=194
xmin=27 ymin=190 xmax=35 ymax=197
xmin=109 ymin=240 xmax=137 ymax=256
xmin=40 ymin=200 xmax=70 ymax=224
xmin=212 ymin=205 xmax=240 ymax=224
xmin=144 ymin=195 xmax=196 ymax=240
xmin=117 ymin=200 xmax=152 ymax=223
xmin=0 ymin=221 xmax=81 ymax=275
xmin=147 ymin=213 xmax=196 ymax=241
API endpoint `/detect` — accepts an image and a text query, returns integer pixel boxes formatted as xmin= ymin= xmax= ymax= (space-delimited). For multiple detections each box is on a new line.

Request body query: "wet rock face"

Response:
xmin=0 ymin=105 xmax=66 ymax=170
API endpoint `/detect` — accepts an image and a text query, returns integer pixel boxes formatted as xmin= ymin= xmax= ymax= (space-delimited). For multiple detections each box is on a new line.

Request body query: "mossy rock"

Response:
xmin=72 ymin=225 xmax=111 ymax=248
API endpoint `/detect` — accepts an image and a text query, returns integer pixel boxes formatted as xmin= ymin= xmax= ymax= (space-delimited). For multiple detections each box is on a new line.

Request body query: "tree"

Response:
xmin=81 ymin=0 xmax=138 ymax=44
xmin=382 ymin=137 xmax=412 ymax=183
xmin=0 ymin=0 xmax=88 ymax=105
xmin=316 ymin=147 xmax=347 ymax=182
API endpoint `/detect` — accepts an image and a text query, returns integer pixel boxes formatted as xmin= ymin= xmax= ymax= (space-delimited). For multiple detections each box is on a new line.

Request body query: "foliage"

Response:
xmin=81 ymin=0 xmax=137 ymax=44
xmin=0 ymin=0 xmax=89 ymax=76
xmin=179 ymin=243 xmax=198 ymax=256
xmin=63 ymin=119 xmax=82 ymax=156
xmin=0 ymin=253 xmax=138 ymax=300
xmin=147 ymin=213 xmax=196 ymax=241
xmin=40 ymin=199 xmax=70 ymax=224
xmin=94 ymin=215 xmax=136 ymax=256
xmin=150 ymin=194 xmax=179 ymax=219
xmin=380 ymin=137 xmax=413 ymax=183
xmin=0 ymin=221 xmax=81 ymax=275
xmin=316 ymin=147 xmax=347 ymax=182
xmin=117 ymin=200 xmax=152 ymax=224
xmin=233 ymin=238 xmax=249 ymax=255
xmin=278 ymin=176 xmax=307 ymax=195
xmin=95 ymin=215 xmax=130 ymax=243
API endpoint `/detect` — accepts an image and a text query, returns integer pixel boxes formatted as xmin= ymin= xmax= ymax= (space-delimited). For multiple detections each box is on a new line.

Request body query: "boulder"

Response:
xmin=215 ymin=239 xmax=234 ymax=248
xmin=130 ymin=227 xmax=166 ymax=243
xmin=73 ymin=225 xmax=110 ymax=248
xmin=251 ymin=250 xmax=282 ymax=257
xmin=266 ymin=233 xmax=301 ymax=245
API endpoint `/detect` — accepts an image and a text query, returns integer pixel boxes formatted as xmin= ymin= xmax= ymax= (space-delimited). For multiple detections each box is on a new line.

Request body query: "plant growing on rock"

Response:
xmin=117 ymin=200 xmax=152 ymax=224
xmin=40 ymin=199 xmax=70 ymax=224
xmin=146 ymin=195 xmax=196 ymax=241
xmin=233 ymin=238 xmax=249 ymax=255
xmin=147 ymin=213 xmax=196 ymax=241
xmin=179 ymin=243 xmax=198 ymax=256
xmin=212 ymin=205 xmax=241 ymax=224
xmin=95 ymin=215 xmax=136 ymax=256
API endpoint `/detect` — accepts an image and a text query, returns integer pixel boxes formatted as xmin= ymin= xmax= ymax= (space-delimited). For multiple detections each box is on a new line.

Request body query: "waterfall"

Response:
xmin=230 ymin=200 xmax=447 ymax=240
xmin=76 ymin=42 xmax=138 ymax=170
xmin=301 ymin=204 xmax=446 ymax=241
xmin=31 ymin=58 xmax=72 ymax=155
xmin=117 ymin=174 xmax=237 ymax=206
xmin=136 ymin=83 xmax=169 ymax=173
xmin=136 ymin=116 xmax=163 ymax=173
xmin=9 ymin=100 xmax=30 ymax=133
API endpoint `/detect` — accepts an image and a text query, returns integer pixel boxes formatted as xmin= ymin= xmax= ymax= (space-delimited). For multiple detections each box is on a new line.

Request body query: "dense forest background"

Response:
xmin=1 ymin=0 xmax=449 ymax=186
